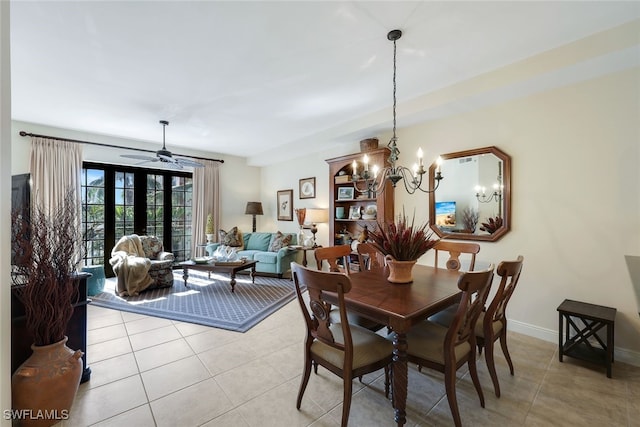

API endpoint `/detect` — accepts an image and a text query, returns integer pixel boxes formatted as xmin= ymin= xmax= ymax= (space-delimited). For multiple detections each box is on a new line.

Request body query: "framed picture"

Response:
xmin=337 ymin=186 xmax=354 ymax=200
xmin=299 ymin=177 xmax=316 ymax=199
xmin=349 ymin=205 xmax=361 ymax=219
xmin=277 ymin=189 xmax=293 ymax=221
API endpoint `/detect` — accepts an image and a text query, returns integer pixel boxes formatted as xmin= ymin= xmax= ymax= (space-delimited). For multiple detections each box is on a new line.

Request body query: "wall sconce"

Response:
xmin=244 ymin=202 xmax=263 ymax=232
xmin=304 ymin=208 xmax=329 ymax=248
xmin=474 ymin=161 xmax=503 ymax=216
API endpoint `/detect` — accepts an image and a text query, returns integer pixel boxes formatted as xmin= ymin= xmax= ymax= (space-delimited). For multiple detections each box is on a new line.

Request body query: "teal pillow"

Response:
xmin=246 ymin=232 xmax=272 ymax=251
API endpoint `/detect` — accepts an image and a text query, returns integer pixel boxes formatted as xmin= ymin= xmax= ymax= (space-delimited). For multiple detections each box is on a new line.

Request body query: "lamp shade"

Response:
xmin=305 ymin=208 xmax=329 ymax=224
xmin=245 ymin=202 xmax=264 ymax=215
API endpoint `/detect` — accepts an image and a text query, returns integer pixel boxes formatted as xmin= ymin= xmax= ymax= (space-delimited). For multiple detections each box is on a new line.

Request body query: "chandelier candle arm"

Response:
xmin=352 ymin=29 xmax=443 ymax=196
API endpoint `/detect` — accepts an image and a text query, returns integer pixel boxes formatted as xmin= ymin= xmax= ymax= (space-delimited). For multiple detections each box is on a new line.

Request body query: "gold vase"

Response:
xmin=12 ymin=336 xmax=83 ymax=427
xmin=384 ymin=255 xmax=417 ymax=284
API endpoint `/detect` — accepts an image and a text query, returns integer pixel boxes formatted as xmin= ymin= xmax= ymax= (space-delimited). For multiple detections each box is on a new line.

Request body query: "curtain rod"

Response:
xmin=18 ymin=131 xmax=225 ymax=164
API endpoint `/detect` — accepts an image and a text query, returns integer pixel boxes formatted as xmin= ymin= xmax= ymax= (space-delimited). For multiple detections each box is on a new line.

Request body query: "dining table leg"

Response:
xmin=392 ymin=331 xmax=408 ymax=426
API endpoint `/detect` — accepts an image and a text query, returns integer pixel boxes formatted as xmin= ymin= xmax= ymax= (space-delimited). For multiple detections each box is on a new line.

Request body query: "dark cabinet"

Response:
xmin=11 ymin=273 xmax=92 ymax=383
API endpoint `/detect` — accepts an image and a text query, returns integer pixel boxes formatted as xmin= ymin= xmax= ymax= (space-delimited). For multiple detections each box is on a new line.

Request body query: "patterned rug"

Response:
xmin=90 ymin=271 xmax=300 ymax=332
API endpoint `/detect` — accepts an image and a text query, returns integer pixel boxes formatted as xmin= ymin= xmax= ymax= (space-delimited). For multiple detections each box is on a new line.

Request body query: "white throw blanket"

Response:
xmin=109 ymin=234 xmax=153 ymax=296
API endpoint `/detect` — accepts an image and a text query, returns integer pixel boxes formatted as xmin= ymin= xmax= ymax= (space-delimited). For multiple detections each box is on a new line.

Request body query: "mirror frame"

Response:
xmin=428 ymin=146 xmax=511 ymax=242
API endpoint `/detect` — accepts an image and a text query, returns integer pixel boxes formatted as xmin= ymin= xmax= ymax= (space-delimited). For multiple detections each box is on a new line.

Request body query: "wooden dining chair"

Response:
xmin=291 ymin=262 xmax=393 ymax=427
xmin=475 ymin=255 xmax=524 ymax=397
xmin=402 ymin=266 xmax=494 ymax=427
xmin=316 ymin=245 xmax=384 ymax=331
xmin=314 ymin=245 xmax=352 ymax=274
xmin=433 ymin=240 xmax=481 ymax=271
xmin=356 ymin=242 xmax=386 ymax=272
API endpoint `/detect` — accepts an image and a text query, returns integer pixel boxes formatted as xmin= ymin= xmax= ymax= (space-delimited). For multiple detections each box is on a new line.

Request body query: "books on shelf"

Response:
xmin=335 ymin=175 xmax=351 ymax=184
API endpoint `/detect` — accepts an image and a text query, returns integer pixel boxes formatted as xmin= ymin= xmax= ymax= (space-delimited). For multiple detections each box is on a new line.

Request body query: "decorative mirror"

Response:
xmin=428 ymin=146 xmax=511 ymax=242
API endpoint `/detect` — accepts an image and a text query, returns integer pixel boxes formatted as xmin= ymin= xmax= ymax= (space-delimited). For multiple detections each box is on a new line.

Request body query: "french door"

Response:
xmin=81 ymin=162 xmax=192 ymax=276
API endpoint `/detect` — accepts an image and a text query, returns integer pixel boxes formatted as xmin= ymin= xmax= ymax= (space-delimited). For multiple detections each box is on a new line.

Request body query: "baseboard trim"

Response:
xmin=509 ymin=319 xmax=640 ymax=368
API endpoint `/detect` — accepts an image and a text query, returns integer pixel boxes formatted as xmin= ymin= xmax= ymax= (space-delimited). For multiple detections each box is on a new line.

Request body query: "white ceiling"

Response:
xmin=9 ymin=1 xmax=640 ymax=166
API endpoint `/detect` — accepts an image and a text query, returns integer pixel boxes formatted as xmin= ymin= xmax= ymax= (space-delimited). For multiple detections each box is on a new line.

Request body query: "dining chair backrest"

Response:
xmin=292 ymin=262 xmax=352 ymax=350
xmin=314 ymin=245 xmax=352 ymax=274
xmin=433 ymin=240 xmax=481 ymax=271
xmin=484 ymin=256 xmax=524 ymax=330
xmin=356 ymin=243 xmax=385 ymax=272
xmin=448 ymin=266 xmax=495 ymax=350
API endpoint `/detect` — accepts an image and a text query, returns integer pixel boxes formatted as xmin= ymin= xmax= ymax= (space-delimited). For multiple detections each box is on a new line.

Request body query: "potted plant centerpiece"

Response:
xmin=11 ymin=191 xmax=85 ymax=426
xmin=368 ymin=209 xmax=439 ymax=283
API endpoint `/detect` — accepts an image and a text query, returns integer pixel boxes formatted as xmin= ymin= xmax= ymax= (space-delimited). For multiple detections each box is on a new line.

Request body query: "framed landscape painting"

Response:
xmin=277 ymin=189 xmax=293 ymax=221
xmin=337 ymin=187 xmax=354 ymax=200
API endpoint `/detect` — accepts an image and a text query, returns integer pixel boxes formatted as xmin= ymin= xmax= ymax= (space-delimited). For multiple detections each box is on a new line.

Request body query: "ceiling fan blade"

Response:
xmin=136 ymin=159 xmax=160 ymax=166
xmin=164 ymin=162 xmax=184 ymax=170
xmin=175 ymin=157 xmax=205 ymax=168
xmin=157 ymin=153 xmax=175 ymax=162
xmin=121 ymin=154 xmax=157 ymax=161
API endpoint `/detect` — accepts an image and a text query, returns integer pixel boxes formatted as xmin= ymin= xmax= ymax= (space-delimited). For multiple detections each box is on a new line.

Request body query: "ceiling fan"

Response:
xmin=121 ymin=120 xmax=204 ymax=169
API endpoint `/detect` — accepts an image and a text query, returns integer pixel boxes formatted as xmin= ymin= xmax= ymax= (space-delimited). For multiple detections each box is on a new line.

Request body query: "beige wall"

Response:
xmin=261 ymin=67 xmax=640 ymax=364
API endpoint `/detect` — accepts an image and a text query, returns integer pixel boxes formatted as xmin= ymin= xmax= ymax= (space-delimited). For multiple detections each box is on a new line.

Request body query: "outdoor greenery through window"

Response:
xmin=115 ymin=171 xmax=135 ymax=238
xmin=82 ymin=168 xmax=105 ymax=267
xmin=81 ymin=163 xmax=193 ymax=275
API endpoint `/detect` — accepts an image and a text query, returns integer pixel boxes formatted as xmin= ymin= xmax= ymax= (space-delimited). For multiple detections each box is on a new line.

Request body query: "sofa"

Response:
xmin=205 ymin=231 xmax=302 ymax=278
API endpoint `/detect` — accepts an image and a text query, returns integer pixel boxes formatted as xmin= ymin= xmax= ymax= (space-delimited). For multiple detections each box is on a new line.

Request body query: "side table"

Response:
xmin=300 ymin=247 xmax=316 ymax=267
xmin=557 ymin=299 xmax=616 ymax=378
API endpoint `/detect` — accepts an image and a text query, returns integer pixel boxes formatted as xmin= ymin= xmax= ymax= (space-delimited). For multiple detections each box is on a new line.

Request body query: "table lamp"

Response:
xmin=305 ymin=208 xmax=329 ymax=248
xmin=245 ymin=202 xmax=263 ymax=232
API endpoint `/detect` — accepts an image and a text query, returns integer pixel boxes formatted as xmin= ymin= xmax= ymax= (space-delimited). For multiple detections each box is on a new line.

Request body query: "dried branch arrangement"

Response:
xmin=368 ymin=208 xmax=439 ymax=261
xmin=11 ymin=191 xmax=84 ymax=346
xmin=462 ymin=207 xmax=479 ymax=233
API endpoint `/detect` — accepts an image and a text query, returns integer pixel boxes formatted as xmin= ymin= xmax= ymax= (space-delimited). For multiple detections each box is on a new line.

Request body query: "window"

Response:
xmin=81 ymin=168 xmax=105 ymax=267
xmin=146 ymin=173 xmax=164 ymax=239
xmin=115 ymin=171 xmax=135 ymax=238
xmin=81 ymin=163 xmax=194 ymax=274
xmin=170 ymin=176 xmax=193 ymax=262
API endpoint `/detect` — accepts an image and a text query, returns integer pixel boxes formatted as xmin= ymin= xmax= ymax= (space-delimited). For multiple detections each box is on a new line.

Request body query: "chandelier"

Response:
xmin=353 ymin=29 xmax=443 ymax=196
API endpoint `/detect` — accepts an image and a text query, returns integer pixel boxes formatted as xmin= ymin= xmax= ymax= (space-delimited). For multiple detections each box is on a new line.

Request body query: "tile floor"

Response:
xmin=62 ymin=300 xmax=640 ymax=426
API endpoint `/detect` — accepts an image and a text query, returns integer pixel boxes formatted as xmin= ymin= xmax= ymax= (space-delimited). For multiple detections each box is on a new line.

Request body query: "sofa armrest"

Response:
xmin=276 ymin=247 xmax=298 ymax=258
xmin=157 ymin=251 xmax=175 ymax=261
xmin=276 ymin=247 xmax=303 ymax=271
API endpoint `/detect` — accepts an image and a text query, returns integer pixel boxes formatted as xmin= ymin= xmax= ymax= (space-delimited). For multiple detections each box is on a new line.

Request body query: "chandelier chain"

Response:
xmin=392 ymin=36 xmax=397 ymax=139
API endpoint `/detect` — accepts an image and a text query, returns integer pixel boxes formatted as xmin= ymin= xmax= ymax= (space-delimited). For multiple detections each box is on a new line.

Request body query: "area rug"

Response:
xmin=90 ymin=271 xmax=301 ymax=332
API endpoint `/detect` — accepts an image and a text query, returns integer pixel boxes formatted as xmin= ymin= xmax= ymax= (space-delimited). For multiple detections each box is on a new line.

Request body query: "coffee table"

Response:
xmin=180 ymin=260 xmax=258 ymax=293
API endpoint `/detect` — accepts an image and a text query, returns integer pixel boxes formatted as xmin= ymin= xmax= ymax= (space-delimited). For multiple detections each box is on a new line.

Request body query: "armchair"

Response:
xmin=109 ymin=234 xmax=175 ymax=296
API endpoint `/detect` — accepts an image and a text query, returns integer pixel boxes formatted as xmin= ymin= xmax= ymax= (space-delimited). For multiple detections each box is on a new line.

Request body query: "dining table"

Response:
xmin=323 ymin=264 xmax=462 ymax=427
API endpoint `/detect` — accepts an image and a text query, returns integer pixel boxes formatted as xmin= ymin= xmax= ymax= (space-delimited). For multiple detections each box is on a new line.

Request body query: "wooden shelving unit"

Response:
xmin=326 ymin=147 xmax=394 ymax=246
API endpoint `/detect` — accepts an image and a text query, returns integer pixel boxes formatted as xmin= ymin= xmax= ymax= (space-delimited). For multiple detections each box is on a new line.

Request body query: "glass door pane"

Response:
xmin=146 ymin=173 xmax=164 ymax=239
xmin=170 ymin=176 xmax=192 ymax=262
xmin=114 ymin=171 xmax=135 ymax=240
xmin=82 ymin=168 xmax=105 ymax=266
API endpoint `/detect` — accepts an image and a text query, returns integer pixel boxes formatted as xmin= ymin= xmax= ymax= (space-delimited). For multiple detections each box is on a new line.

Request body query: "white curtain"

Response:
xmin=191 ymin=160 xmax=220 ymax=256
xmin=29 ymin=137 xmax=83 ymax=217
